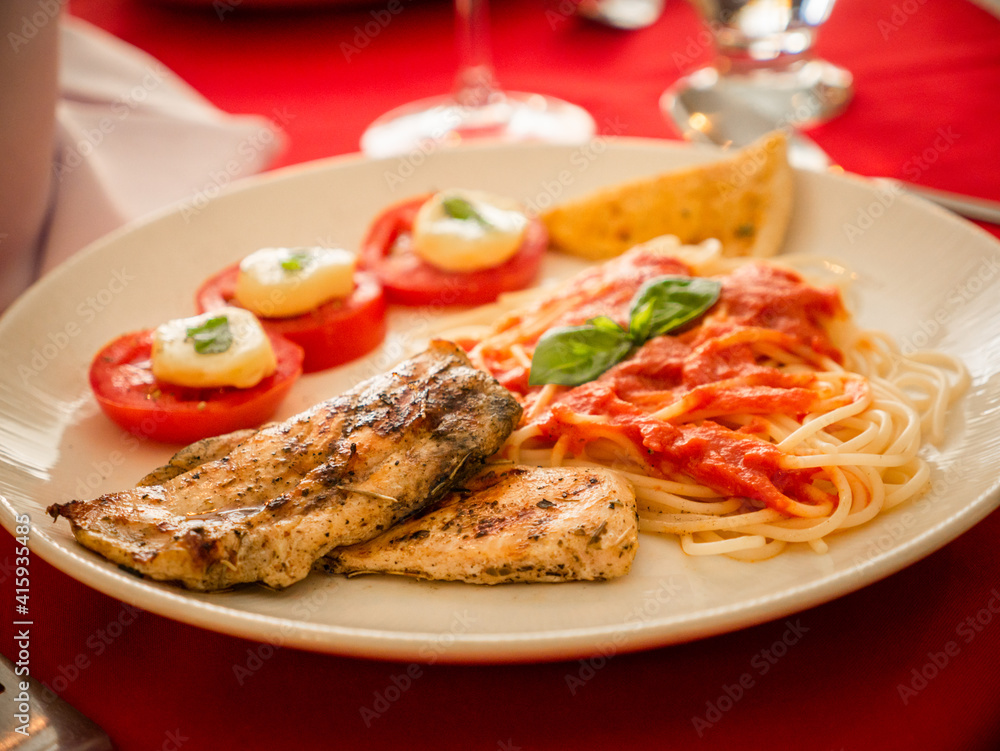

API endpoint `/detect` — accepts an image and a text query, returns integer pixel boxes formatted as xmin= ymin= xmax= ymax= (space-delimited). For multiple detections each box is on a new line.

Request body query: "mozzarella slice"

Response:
xmin=235 ymin=247 xmax=356 ymax=318
xmin=411 ymin=189 xmax=529 ymax=272
xmin=152 ymin=307 xmax=277 ymax=389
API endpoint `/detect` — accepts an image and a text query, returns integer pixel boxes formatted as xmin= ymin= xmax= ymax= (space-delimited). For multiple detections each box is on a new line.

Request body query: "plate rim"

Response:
xmin=10 ymin=136 xmax=1000 ymax=325
xmin=6 ymin=482 xmax=998 ymax=663
xmin=4 ymin=138 xmax=1000 ymax=663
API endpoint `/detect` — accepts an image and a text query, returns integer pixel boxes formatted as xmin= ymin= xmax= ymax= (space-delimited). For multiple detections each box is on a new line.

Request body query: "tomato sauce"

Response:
xmin=490 ymin=255 xmax=851 ymax=515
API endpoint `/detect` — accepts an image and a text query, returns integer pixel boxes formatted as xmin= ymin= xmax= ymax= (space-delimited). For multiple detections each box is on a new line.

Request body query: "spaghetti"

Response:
xmin=446 ymin=237 xmax=968 ymax=560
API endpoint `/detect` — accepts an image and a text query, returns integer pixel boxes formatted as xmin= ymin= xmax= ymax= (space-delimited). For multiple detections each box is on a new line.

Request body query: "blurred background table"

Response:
xmin=4 ymin=0 xmax=1000 ymax=748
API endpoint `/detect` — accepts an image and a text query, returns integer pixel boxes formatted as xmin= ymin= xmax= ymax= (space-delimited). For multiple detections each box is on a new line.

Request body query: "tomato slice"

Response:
xmin=89 ymin=330 xmax=303 ymax=444
xmin=360 ymin=194 xmax=548 ymax=306
xmin=195 ymin=268 xmax=387 ymax=374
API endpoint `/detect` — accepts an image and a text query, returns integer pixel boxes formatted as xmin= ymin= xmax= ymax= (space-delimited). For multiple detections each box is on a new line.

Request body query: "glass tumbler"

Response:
xmin=664 ymin=0 xmax=853 ymax=128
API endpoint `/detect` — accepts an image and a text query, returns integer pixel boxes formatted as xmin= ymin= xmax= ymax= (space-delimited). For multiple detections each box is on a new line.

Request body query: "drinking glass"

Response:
xmin=662 ymin=0 xmax=852 ymax=128
xmin=361 ymin=0 xmax=596 ymax=158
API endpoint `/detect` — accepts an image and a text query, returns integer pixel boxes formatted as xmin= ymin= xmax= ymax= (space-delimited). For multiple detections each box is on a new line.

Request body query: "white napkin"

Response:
xmin=31 ymin=16 xmax=285 ymax=287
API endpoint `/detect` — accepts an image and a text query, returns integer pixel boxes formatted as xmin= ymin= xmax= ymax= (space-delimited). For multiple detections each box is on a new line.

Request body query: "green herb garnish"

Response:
xmin=528 ymin=276 xmax=721 ymax=387
xmin=442 ymin=196 xmax=491 ymax=228
xmin=628 ymin=276 xmax=723 ymax=341
xmin=185 ymin=315 xmax=233 ymax=355
xmin=280 ymin=250 xmax=312 ymax=272
xmin=529 ymin=323 xmax=633 ymax=387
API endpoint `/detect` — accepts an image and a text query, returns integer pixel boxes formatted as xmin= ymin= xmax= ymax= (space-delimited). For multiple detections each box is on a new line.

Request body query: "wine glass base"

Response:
xmin=360 ymin=92 xmax=597 ymax=158
xmin=663 ymin=61 xmax=853 ymax=130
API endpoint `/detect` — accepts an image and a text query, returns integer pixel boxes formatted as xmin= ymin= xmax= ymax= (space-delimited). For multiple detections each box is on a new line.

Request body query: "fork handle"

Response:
xmin=879 ymin=179 xmax=1000 ymax=225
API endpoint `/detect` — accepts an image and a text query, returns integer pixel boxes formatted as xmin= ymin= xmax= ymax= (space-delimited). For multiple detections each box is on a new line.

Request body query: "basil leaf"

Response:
xmin=628 ymin=276 xmax=721 ymax=339
xmin=528 ymin=275 xmax=721 ymax=389
xmin=442 ymin=196 xmax=491 ymax=228
xmin=628 ymin=299 xmax=655 ymax=343
xmin=280 ymin=250 xmax=311 ymax=272
xmin=588 ymin=316 xmax=625 ymax=336
xmin=185 ymin=315 xmax=233 ymax=355
xmin=528 ymin=325 xmax=633 ymax=386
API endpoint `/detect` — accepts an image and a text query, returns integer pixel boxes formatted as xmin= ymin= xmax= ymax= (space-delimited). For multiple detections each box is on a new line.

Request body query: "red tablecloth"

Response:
xmin=5 ymin=0 xmax=1000 ymax=748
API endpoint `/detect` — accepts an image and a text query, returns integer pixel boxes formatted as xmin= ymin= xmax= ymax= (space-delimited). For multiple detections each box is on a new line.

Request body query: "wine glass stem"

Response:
xmin=453 ymin=0 xmax=499 ymax=107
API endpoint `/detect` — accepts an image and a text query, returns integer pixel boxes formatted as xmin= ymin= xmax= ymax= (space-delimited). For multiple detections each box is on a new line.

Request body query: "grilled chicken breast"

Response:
xmin=136 ymin=428 xmax=260 ymax=487
xmin=320 ymin=465 xmax=638 ymax=584
xmin=48 ymin=341 xmax=522 ymax=590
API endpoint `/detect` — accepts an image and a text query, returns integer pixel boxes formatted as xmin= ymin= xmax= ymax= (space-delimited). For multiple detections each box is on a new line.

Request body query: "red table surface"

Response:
xmin=5 ymin=0 xmax=1000 ymax=748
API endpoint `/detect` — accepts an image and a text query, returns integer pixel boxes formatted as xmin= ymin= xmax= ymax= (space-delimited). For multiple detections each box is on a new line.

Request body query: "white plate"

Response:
xmin=3 ymin=139 xmax=999 ymax=663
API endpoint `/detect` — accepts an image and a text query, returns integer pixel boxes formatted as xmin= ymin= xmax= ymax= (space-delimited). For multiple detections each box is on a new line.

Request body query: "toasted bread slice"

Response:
xmin=541 ymin=131 xmax=793 ymax=259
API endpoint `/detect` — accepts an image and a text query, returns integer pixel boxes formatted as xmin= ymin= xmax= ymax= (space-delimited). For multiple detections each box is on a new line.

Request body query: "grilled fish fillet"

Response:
xmin=320 ymin=465 xmax=638 ymax=583
xmin=47 ymin=341 xmax=522 ymax=590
